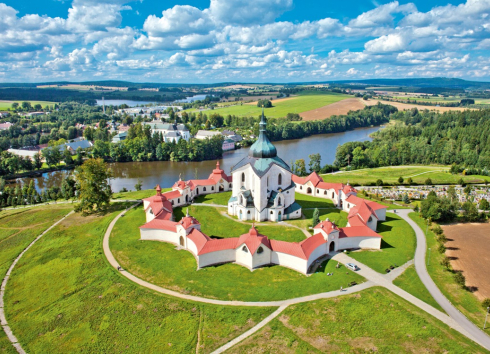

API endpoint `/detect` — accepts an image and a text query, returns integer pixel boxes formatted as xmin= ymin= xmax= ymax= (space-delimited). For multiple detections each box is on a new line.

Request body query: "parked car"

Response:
xmin=346 ymin=263 xmax=359 ymax=271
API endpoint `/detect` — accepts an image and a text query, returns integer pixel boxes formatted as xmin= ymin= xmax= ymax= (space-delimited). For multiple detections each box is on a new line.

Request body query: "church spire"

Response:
xmin=248 ymin=105 xmax=277 ymax=159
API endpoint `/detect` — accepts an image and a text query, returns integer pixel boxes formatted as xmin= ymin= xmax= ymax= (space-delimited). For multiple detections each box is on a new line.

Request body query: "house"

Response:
xmin=222 ymin=138 xmax=235 ymax=151
xmin=7 ymin=149 xmax=40 ymax=160
xmin=112 ymin=131 xmax=128 ymax=143
xmin=143 ymin=121 xmax=190 ymax=143
xmin=195 ymin=130 xmax=222 ymax=140
xmin=0 ymin=122 xmax=13 ymax=131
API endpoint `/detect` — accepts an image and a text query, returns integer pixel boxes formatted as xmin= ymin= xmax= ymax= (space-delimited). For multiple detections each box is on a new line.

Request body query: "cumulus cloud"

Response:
xmin=209 ymin=0 xmax=293 ymax=25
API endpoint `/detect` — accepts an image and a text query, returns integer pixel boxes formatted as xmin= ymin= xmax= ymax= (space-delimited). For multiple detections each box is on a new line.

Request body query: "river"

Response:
xmin=12 ymin=126 xmax=380 ymax=192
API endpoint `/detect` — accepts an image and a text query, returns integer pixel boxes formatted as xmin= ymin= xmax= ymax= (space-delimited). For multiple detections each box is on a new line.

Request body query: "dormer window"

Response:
xmin=257 ymin=246 xmax=264 ymax=254
xmin=368 ymin=216 xmax=373 ymax=222
xmin=242 ymin=246 xmax=248 ymax=253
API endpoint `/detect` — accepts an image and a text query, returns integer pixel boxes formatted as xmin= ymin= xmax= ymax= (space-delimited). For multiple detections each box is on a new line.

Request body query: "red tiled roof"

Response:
xmin=313 ymin=220 xmax=338 ymax=234
xmin=299 ymin=233 xmax=327 ymax=259
xmin=139 ymin=218 xmax=178 ymax=232
xmin=339 ymin=226 xmax=381 ymax=238
xmin=345 ymin=195 xmax=386 ymax=212
xmin=343 ymin=184 xmax=357 ymax=194
xmin=347 ymin=214 xmax=366 ymax=227
xmin=179 ymin=215 xmax=200 ymax=229
xmin=173 ymin=180 xmax=188 ymax=190
xmin=317 ymin=181 xmax=344 ymax=191
xmin=187 ymin=228 xmax=211 ymax=253
xmin=236 ymin=227 xmax=271 ymax=254
xmin=349 ymin=202 xmax=378 ymax=223
xmin=199 ymin=238 xmax=239 ymax=255
xmin=270 ymin=240 xmax=307 ymax=259
xmin=162 ymin=190 xmax=181 ymax=199
xmin=293 ymin=172 xmax=344 ymax=191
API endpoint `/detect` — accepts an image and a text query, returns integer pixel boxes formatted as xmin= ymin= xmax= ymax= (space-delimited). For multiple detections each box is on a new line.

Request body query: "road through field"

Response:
xmin=397 ymin=209 xmax=490 ymax=351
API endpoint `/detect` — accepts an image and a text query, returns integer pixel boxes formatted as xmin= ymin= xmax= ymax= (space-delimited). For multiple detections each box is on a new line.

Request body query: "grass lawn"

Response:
xmin=110 ymin=206 xmax=364 ymax=302
xmin=322 ymin=166 xmax=490 ymax=185
xmin=194 ymin=191 xmax=231 ymax=205
xmin=176 ymin=205 xmax=306 ymax=242
xmin=0 ymin=330 xmax=17 ymax=354
xmin=287 ymin=208 xmax=348 ymax=233
xmin=409 ymin=212 xmax=490 ymax=334
xmin=393 ymin=265 xmax=444 ymax=312
xmin=187 ymin=93 xmax=350 ymax=118
xmin=5 ymin=204 xmax=274 ymax=353
xmin=112 ymin=188 xmax=171 ymax=200
xmin=347 ymin=213 xmax=416 ymax=273
xmin=227 ymin=287 xmax=488 ymax=353
xmin=0 ymin=100 xmax=57 ymax=110
xmin=0 ymin=205 xmax=73 ymax=280
xmin=294 ymin=193 xmax=336 ymax=209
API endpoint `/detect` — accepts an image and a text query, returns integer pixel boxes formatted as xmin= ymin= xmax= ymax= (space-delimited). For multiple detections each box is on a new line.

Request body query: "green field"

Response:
xmin=0 ymin=205 xmax=73 ymax=279
xmin=0 ymin=100 xmax=57 ymax=110
xmin=188 ymin=93 xmax=350 ymax=118
xmin=111 ymin=206 xmax=364 ymax=301
xmin=409 ymin=213 xmax=490 ymax=334
xmin=322 ymin=166 xmax=490 ymax=185
xmin=5 ymin=204 xmax=275 ymax=353
xmin=112 ymin=187 xmax=171 ymax=200
xmin=393 ymin=265 xmax=444 ymax=312
xmin=347 ymin=213 xmax=416 ymax=273
xmin=228 ymin=287 xmax=488 ymax=353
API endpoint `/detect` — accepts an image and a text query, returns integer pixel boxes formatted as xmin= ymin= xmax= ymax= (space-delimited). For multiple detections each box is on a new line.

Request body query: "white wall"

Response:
xmin=235 ymin=243 xmax=253 ymax=268
xmin=306 ymin=243 xmax=328 ymax=269
xmin=252 ymin=245 xmax=272 ymax=268
xmin=271 ymin=251 xmax=308 ymax=274
xmin=199 ymin=249 xmax=236 ymax=267
xmin=338 ymin=236 xmax=381 ymax=250
xmin=376 ymin=208 xmax=387 ymax=221
xmin=140 ymin=229 xmax=179 ymax=244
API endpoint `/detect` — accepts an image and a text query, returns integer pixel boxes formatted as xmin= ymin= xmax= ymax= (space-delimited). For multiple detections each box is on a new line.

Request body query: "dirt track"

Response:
xmin=365 ymin=99 xmax=476 ymax=112
xmin=442 ymin=223 xmax=490 ymax=300
xmin=299 ymin=98 xmax=366 ymax=121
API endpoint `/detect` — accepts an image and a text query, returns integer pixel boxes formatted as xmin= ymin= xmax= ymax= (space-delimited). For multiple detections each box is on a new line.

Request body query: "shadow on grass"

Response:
xmin=380 ymin=239 xmax=395 ymax=249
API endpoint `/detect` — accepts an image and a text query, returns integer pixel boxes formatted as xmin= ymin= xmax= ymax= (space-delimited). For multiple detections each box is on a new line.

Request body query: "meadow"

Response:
xmin=187 ymin=92 xmax=350 ymax=118
xmin=110 ymin=205 xmax=364 ymax=302
xmin=0 ymin=100 xmax=57 ymax=110
xmin=5 ymin=204 xmax=275 ymax=353
xmin=322 ymin=166 xmax=490 ymax=185
xmin=227 ymin=287 xmax=488 ymax=353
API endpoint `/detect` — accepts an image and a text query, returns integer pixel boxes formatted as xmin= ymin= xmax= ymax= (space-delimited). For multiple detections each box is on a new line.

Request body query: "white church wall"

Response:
xmin=199 ymin=249 xmax=236 ymax=267
xmin=252 ymin=245 xmax=272 ymax=268
xmin=271 ymin=252 xmax=308 ymax=274
xmin=306 ymin=243 xmax=328 ymax=269
xmin=338 ymin=236 xmax=381 ymax=250
xmin=235 ymin=244 xmax=253 ymax=268
xmin=186 ymin=238 xmax=199 ymax=257
xmin=140 ymin=228 xmax=179 ymax=244
xmin=376 ymin=208 xmax=387 ymax=221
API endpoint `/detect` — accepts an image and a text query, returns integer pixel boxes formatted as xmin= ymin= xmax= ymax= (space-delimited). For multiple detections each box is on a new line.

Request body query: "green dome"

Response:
xmin=249 ymin=109 xmax=277 ymax=158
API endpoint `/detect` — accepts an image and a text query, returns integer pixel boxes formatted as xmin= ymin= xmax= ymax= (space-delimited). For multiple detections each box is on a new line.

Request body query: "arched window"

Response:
xmin=203 ymin=187 xmax=206 ymax=192
xmin=267 ymin=177 xmax=269 ymax=187
xmin=270 ymin=211 xmax=273 ymax=215
xmin=332 ymin=192 xmax=334 ymax=198
xmin=257 ymin=246 xmax=264 ymax=254
xmin=211 ymin=186 xmax=214 ymax=191
xmin=300 ymin=186 xmax=302 ymax=190
xmin=178 ymin=198 xmax=180 ymax=203
xmin=277 ymin=198 xmax=282 ymax=206
xmin=324 ymin=190 xmax=327 ymax=195
xmin=149 ymin=208 xmax=153 ymax=215
xmin=247 ymin=210 xmax=250 ymax=214
xmin=242 ymin=245 xmax=248 ymax=253
xmin=171 ymin=200 xmax=174 ymax=205
xmin=368 ymin=216 xmax=373 ymax=222
xmin=196 ymin=188 xmax=199 ymax=194
xmin=278 ymin=173 xmax=282 ymax=185
xmin=229 ymin=183 xmax=232 ymax=188
xmin=240 ymin=195 xmax=243 ymax=204
xmin=317 ymin=189 xmax=319 ymax=194
xmin=241 ymin=173 xmax=245 ymax=183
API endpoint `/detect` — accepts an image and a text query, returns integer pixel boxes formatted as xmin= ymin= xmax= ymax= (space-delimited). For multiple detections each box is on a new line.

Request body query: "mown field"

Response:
xmin=227 ymin=287 xmax=488 ymax=353
xmin=110 ymin=205 xmax=364 ymax=302
xmin=5 ymin=204 xmax=275 ymax=353
xmin=0 ymin=100 xmax=57 ymax=110
xmin=348 ymin=213 xmax=416 ymax=273
xmin=410 ymin=213 xmax=490 ymax=334
xmin=187 ymin=92 xmax=350 ymax=118
xmin=322 ymin=166 xmax=490 ymax=185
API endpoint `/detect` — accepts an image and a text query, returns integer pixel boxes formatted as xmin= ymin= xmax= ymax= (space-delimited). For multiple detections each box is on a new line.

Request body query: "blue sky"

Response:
xmin=0 ymin=0 xmax=488 ymax=83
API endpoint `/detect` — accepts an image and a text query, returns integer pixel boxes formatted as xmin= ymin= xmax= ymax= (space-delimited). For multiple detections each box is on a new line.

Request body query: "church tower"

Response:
xmin=227 ymin=109 xmax=302 ymax=222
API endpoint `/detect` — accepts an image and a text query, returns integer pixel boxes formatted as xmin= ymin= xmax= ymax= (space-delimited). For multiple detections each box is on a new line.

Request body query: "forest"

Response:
xmin=335 ymin=108 xmax=490 ymax=171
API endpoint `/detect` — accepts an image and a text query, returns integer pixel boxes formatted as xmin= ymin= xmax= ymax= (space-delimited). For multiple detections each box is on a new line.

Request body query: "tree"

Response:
xmin=398 ymin=176 xmax=404 ymax=184
xmin=482 ymin=298 xmax=490 ymax=310
xmin=63 ymin=149 xmax=73 ymax=166
xmin=75 ymin=147 xmax=84 ymax=166
xmin=312 ymin=208 xmax=320 ymax=227
xmin=308 ymin=153 xmax=321 ymax=173
xmin=74 ymin=158 xmax=113 ymax=215
xmin=11 ymin=102 xmax=19 ymax=110
xmin=425 ymin=178 xmax=433 ymax=185
xmin=402 ymin=193 xmax=410 ymax=204
xmin=462 ymin=201 xmax=478 ymax=221
xmin=454 ymin=272 xmax=466 ymax=289
xmin=479 ymin=198 xmax=489 ymax=211
xmin=294 ymin=159 xmax=307 ymax=176
xmin=376 ymin=179 xmax=383 ymax=186
xmin=42 ymin=147 xmax=62 ymax=167
xmin=134 ymin=179 xmax=143 ymax=191
xmin=257 ymin=99 xmax=272 ymax=108
xmin=463 ymin=184 xmax=472 ymax=195
xmin=21 ymin=101 xmax=31 ymax=111
xmin=440 ymin=256 xmax=451 ymax=270
xmin=407 ymin=177 xmax=413 ymax=185
xmin=33 ymin=153 xmax=43 ymax=169
xmin=458 ymin=178 xmax=465 ymax=186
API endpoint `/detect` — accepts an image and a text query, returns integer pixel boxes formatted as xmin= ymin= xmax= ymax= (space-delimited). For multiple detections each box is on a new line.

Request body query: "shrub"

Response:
xmin=482 ymin=298 xmax=490 ymax=310
xmin=454 ymin=272 xmax=466 ymax=288
xmin=407 ymin=177 xmax=413 ymax=185
xmin=437 ymin=233 xmax=447 ymax=244
xmin=376 ymin=179 xmax=383 ymax=186
xmin=431 ymin=224 xmax=443 ymax=235
xmin=438 ymin=243 xmax=446 ymax=253
xmin=398 ymin=176 xmax=404 ymax=184
xmin=425 ymin=178 xmax=433 ymax=185
xmin=440 ymin=256 xmax=451 ymax=270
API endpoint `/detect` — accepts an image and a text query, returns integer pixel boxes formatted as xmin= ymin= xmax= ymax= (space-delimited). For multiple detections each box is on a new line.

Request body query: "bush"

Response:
xmin=454 ymin=272 xmax=466 ymax=288
xmin=398 ymin=176 xmax=404 ymax=184
xmin=440 ymin=256 xmax=451 ymax=269
xmin=482 ymin=298 xmax=490 ymax=310
xmin=425 ymin=178 xmax=433 ymax=185
xmin=406 ymin=177 xmax=413 ymax=185
xmin=376 ymin=179 xmax=383 ymax=186
xmin=431 ymin=224 xmax=443 ymax=235
xmin=438 ymin=243 xmax=446 ymax=253
xmin=437 ymin=233 xmax=447 ymax=244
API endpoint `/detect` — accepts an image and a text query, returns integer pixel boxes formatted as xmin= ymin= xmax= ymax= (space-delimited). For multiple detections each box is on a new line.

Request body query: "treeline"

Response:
xmin=335 ymin=108 xmax=490 ymax=170
xmin=93 ymin=124 xmax=223 ymax=163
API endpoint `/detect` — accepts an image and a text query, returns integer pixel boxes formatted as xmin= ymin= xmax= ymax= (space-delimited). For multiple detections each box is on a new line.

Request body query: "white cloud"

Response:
xmin=209 ymin=0 xmax=293 ymax=25
xmin=143 ymin=6 xmax=213 ymax=36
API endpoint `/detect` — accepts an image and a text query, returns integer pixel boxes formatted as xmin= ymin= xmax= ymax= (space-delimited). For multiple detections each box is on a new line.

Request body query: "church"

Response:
xmin=227 ymin=110 xmax=302 ymax=222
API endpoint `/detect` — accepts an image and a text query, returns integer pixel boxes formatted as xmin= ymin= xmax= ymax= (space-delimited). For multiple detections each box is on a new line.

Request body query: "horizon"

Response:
xmin=0 ymin=0 xmax=489 ymax=83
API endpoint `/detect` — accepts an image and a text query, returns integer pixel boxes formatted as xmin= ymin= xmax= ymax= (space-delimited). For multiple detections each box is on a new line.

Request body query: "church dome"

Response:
xmin=248 ymin=109 xmax=277 ymax=158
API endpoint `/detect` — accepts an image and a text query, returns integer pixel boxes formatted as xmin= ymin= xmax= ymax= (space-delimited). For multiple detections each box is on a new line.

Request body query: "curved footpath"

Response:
xmin=397 ymin=209 xmax=490 ymax=350
xmin=0 ymin=210 xmax=74 ymax=354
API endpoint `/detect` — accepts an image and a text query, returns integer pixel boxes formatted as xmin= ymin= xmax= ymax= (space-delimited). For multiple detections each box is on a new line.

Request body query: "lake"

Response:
xmin=96 ymin=99 xmax=157 ymax=107
xmin=12 ymin=126 xmax=380 ymax=192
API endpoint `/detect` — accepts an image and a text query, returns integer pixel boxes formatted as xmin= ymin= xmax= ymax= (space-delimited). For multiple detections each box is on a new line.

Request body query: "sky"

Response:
xmin=0 ymin=0 xmax=489 ymax=83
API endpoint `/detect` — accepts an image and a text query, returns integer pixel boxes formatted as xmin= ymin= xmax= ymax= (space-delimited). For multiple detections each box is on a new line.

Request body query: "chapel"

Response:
xmin=227 ymin=109 xmax=302 ymax=221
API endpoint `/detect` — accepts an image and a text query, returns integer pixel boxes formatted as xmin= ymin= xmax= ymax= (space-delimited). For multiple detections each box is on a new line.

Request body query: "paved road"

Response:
xmin=395 ymin=209 xmax=490 ymax=351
